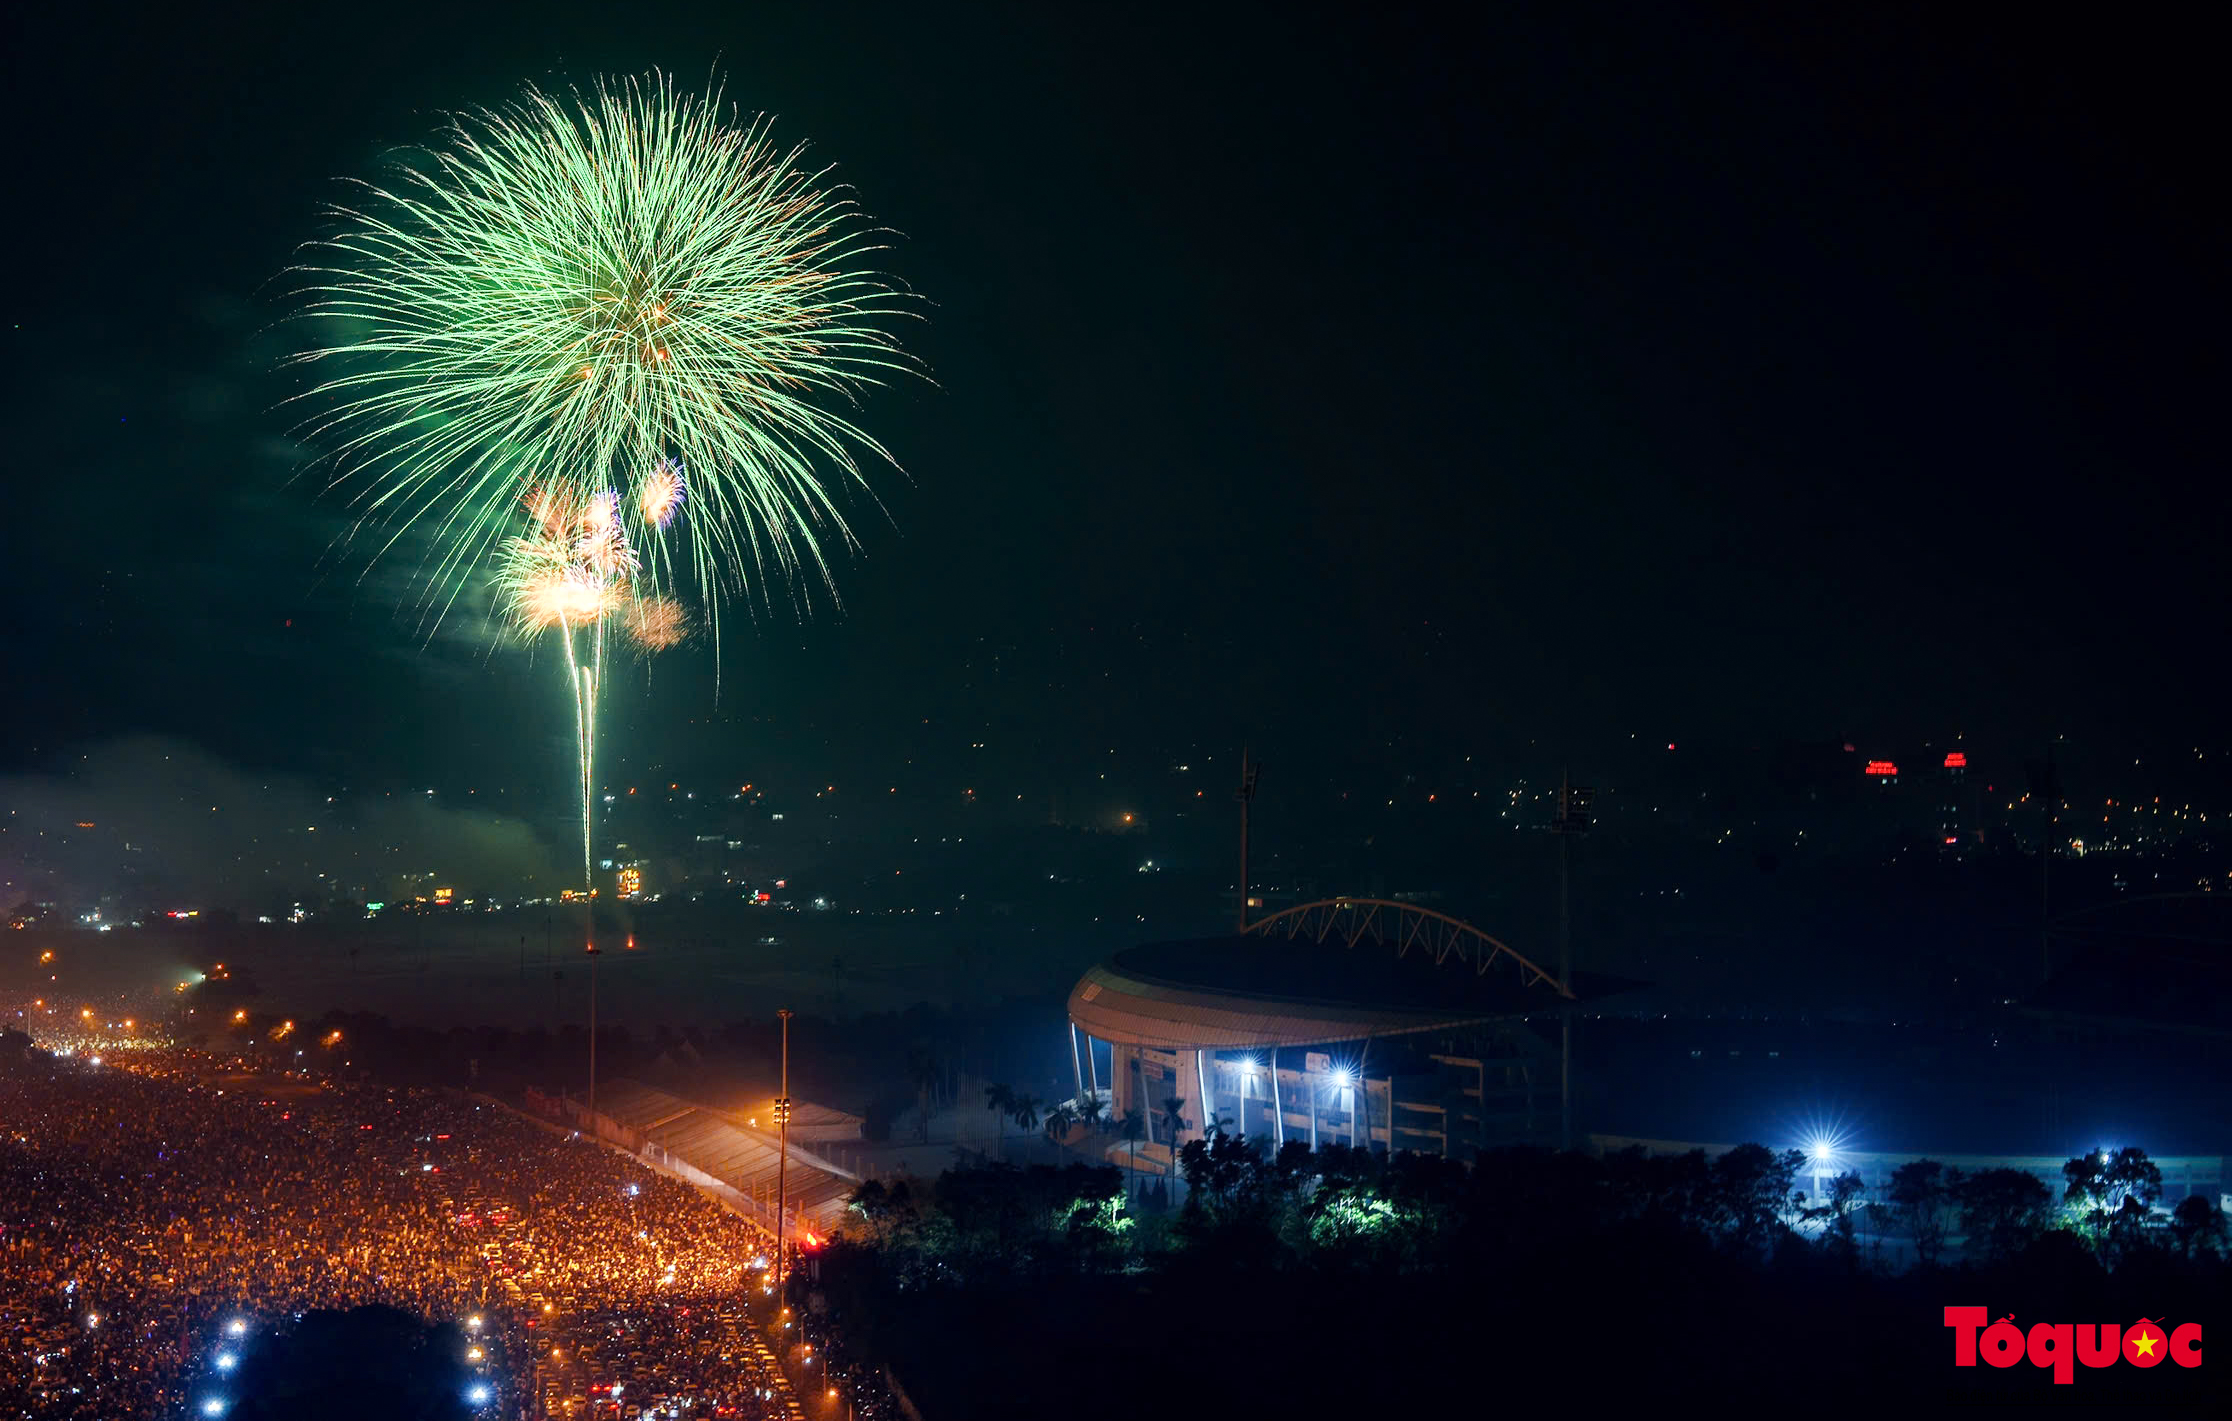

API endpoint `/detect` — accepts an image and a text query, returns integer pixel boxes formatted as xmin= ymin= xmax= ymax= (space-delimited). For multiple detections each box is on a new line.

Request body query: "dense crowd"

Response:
xmin=0 ymin=1047 xmax=802 ymax=1419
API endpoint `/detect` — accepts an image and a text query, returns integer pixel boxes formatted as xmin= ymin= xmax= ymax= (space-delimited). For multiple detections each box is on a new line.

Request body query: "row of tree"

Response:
xmin=825 ymin=1132 xmax=2229 ymax=1299
xmin=809 ymin=1137 xmax=2228 ymax=1414
xmin=1875 ymin=1145 xmax=2226 ymax=1265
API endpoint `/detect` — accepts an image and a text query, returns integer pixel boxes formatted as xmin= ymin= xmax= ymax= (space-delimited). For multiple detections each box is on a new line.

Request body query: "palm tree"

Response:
xmin=1119 ymin=1109 xmax=1146 ymax=1195
xmin=1075 ymin=1091 xmax=1106 ymax=1135
xmin=1011 ymin=1092 xmax=1043 ymax=1146
xmin=1160 ymin=1095 xmax=1188 ymax=1153
xmin=984 ymin=1083 xmax=1016 ymax=1161
xmin=1044 ymin=1102 xmax=1078 ymax=1144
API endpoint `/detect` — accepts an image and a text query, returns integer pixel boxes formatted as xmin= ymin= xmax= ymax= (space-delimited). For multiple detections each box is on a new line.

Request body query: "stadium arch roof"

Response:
xmin=1068 ymin=899 xmax=1597 ymax=1051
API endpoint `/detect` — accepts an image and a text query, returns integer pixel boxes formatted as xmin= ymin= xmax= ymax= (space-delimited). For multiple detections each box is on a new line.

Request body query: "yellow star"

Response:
xmin=2131 ymin=1330 xmax=2159 ymax=1358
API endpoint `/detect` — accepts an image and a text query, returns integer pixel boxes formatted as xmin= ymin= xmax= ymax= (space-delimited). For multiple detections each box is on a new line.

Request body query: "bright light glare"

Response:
xmin=214 ymin=1353 xmax=238 ymax=1372
xmin=467 ymin=1385 xmax=493 ymax=1405
xmin=226 ymin=1319 xmax=248 ymax=1337
xmin=467 ymin=1315 xmax=483 ymax=1330
xmin=1809 ymin=1140 xmax=1835 ymax=1163
xmin=201 ymin=1401 xmax=228 ymax=1418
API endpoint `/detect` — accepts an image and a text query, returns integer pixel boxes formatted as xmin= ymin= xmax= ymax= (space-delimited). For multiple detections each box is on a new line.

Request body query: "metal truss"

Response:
xmin=1241 ymin=898 xmax=1572 ymax=998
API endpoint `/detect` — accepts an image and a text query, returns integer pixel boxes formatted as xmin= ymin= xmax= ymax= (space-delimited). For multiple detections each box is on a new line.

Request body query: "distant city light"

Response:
xmin=468 ymin=1384 xmax=492 ymax=1406
xmin=200 ymin=1400 xmax=228 ymax=1418
xmin=226 ymin=1319 xmax=248 ymax=1337
xmin=214 ymin=1353 xmax=237 ymax=1372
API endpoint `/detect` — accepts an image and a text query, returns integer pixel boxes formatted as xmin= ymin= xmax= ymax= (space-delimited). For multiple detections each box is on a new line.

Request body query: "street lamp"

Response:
xmin=773 ymin=1008 xmax=794 ymax=1306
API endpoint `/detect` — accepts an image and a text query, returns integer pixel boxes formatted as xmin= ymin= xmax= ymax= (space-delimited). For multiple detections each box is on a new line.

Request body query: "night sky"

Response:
xmin=8 ymin=4 xmax=2223 ymax=821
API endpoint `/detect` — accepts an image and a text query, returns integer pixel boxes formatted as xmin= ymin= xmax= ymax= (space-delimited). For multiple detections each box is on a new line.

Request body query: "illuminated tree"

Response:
xmin=2061 ymin=1146 xmax=2163 ymax=1219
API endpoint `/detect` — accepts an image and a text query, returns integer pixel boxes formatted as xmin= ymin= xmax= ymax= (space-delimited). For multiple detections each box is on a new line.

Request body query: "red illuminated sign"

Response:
xmin=1944 ymin=752 xmax=1968 ymax=769
xmin=1864 ymin=761 xmax=1898 ymax=777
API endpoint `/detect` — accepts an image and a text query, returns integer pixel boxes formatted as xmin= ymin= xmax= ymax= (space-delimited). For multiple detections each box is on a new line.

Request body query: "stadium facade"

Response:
xmin=1063 ymin=899 xmax=1604 ymax=1176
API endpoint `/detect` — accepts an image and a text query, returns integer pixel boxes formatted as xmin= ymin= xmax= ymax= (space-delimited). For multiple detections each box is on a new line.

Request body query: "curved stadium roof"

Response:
xmin=1068 ymin=934 xmax=1586 ymax=1050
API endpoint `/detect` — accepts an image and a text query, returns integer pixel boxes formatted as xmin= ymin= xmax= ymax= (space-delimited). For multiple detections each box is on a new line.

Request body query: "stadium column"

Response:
xmin=1196 ymin=1050 xmax=1212 ymax=1145
xmin=1270 ymin=1046 xmax=1285 ymax=1145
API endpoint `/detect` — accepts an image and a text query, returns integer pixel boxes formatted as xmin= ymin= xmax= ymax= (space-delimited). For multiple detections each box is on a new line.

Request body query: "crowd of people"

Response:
xmin=0 ymin=1045 xmax=807 ymax=1419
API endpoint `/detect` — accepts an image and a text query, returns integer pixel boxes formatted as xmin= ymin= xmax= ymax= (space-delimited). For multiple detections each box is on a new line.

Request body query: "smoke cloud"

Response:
xmin=1 ymin=735 xmax=563 ymax=914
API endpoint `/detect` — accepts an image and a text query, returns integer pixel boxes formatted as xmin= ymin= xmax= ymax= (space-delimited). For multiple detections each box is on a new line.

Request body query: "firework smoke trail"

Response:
xmin=501 ymin=488 xmax=634 ymax=896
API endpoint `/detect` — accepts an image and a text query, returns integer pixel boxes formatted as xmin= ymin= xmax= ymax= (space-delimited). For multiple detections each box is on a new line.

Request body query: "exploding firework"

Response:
xmin=291 ymin=72 xmax=913 ymax=627
xmin=293 ymin=72 xmax=913 ymax=904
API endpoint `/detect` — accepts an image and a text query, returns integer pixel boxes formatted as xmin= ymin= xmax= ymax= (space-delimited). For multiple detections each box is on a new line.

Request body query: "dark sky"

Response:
xmin=6 ymin=3 xmax=2223 ymax=816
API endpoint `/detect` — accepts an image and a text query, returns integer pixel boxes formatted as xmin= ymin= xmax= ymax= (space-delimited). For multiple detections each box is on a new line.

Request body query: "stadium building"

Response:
xmin=1063 ymin=899 xmax=1628 ymax=1178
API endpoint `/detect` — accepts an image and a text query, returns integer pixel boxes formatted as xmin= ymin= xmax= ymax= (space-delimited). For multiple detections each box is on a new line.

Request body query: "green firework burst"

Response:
xmin=290 ymin=72 xmax=915 ymax=634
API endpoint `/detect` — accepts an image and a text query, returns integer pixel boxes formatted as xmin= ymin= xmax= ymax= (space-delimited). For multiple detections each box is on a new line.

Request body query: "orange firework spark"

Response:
xmin=624 ymin=594 xmax=687 ymax=651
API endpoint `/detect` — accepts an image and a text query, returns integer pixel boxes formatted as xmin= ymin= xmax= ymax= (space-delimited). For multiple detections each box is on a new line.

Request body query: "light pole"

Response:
xmin=1234 ymin=746 xmax=1259 ymax=930
xmin=773 ymin=1008 xmax=793 ymax=1306
xmin=586 ymin=936 xmax=601 ymax=1127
